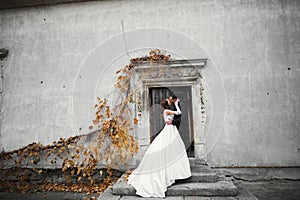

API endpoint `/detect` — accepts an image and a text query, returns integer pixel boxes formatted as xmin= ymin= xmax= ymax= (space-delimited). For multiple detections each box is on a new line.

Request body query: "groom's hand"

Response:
xmin=166 ymin=120 xmax=172 ymax=125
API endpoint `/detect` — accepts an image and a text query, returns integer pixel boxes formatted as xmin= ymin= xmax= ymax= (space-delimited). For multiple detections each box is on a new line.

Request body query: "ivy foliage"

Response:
xmin=0 ymin=49 xmax=171 ymax=194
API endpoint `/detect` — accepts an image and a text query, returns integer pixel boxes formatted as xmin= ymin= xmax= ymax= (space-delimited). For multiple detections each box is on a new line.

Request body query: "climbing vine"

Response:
xmin=0 ymin=49 xmax=171 ymax=194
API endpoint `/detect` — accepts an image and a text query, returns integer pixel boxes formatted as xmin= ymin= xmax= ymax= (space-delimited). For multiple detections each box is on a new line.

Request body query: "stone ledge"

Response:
xmin=213 ymin=167 xmax=300 ymax=181
xmin=0 ymin=0 xmax=95 ymax=10
xmin=190 ymin=165 xmax=216 ymax=172
xmin=98 ymin=176 xmax=261 ymax=200
xmin=165 ymin=181 xmax=237 ymax=197
xmin=121 ymin=196 xmax=184 ymax=200
xmin=112 ymin=180 xmax=238 ymax=197
xmin=98 ymin=187 xmax=121 ymax=200
xmin=175 ymin=171 xmax=221 ymax=183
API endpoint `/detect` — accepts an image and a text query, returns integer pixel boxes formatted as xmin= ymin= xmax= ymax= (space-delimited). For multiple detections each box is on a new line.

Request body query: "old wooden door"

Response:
xmin=149 ymin=86 xmax=194 ymax=157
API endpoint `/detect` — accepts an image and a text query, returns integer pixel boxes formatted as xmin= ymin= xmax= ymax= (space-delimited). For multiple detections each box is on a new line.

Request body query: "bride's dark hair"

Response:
xmin=160 ymin=99 xmax=170 ymax=109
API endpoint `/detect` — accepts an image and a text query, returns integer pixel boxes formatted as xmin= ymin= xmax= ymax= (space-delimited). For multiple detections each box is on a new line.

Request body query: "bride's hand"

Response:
xmin=166 ymin=120 xmax=172 ymax=125
xmin=175 ymin=99 xmax=180 ymax=103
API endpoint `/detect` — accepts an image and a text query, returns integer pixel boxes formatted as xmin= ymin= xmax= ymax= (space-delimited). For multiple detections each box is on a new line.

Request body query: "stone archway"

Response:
xmin=132 ymin=59 xmax=208 ymax=164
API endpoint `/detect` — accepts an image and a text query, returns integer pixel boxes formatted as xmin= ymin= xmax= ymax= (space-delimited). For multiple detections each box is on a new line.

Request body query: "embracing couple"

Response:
xmin=153 ymin=94 xmax=181 ymax=140
xmin=127 ymin=93 xmax=191 ymax=198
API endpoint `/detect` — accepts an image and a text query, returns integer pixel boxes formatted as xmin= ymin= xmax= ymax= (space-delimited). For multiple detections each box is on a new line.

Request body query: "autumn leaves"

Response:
xmin=0 ymin=49 xmax=171 ymax=194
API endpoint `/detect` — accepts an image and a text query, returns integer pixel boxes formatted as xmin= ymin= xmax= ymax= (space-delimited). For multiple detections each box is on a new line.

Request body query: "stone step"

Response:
xmin=188 ymin=158 xmax=207 ymax=167
xmin=165 ymin=181 xmax=237 ymax=196
xmin=190 ymin=165 xmax=217 ymax=172
xmin=175 ymin=171 xmax=222 ymax=183
xmin=100 ymin=184 xmax=257 ymax=200
xmin=112 ymin=179 xmax=238 ymax=197
xmin=189 ymin=158 xmax=196 ymax=166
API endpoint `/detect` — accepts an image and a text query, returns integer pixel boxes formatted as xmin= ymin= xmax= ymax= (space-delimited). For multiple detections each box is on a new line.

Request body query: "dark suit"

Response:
xmin=170 ymin=101 xmax=181 ymax=130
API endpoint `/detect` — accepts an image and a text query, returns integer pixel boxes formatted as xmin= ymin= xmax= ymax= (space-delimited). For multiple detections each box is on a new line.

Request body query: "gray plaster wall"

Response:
xmin=0 ymin=0 xmax=299 ymax=167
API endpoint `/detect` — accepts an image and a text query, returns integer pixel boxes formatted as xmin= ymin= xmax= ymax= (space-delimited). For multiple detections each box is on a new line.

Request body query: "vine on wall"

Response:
xmin=0 ymin=49 xmax=171 ymax=194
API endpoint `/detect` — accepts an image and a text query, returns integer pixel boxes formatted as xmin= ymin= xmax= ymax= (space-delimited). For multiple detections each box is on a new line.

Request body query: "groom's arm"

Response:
xmin=172 ymin=102 xmax=181 ymax=126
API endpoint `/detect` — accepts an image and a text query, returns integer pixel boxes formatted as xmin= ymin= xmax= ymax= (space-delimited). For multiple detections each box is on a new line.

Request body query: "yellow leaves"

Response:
xmin=93 ymin=119 xmax=99 ymax=125
xmin=96 ymin=114 xmax=103 ymax=120
xmin=117 ymin=75 xmax=124 ymax=82
xmin=62 ymin=159 xmax=75 ymax=172
xmin=120 ymin=86 xmax=127 ymax=93
xmin=117 ymin=142 xmax=122 ymax=148
xmin=1 ymin=51 xmax=169 ymax=195
xmin=75 ymin=154 xmax=81 ymax=160
xmin=122 ymin=65 xmax=128 ymax=73
xmin=147 ymin=49 xmax=171 ymax=63
xmin=29 ymin=151 xmax=39 ymax=157
xmin=30 ymin=156 xmax=41 ymax=165
xmin=75 ymin=168 xmax=81 ymax=176
xmin=122 ymin=119 xmax=131 ymax=127
xmin=74 ymin=50 xmax=170 ymax=191
xmin=59 ymin=146 xmax=66 ymax=154
xmin=116 ymin=69 xmax=122 ymax=74
xmin=105 ymin=106 xmax=111 ymax=118
xmin=121 ymin=150 xmax=126 ymax=158
xmin=123 ymin=139 xmax=128 ymax=145
xmin=102 ymin=120 xmax=110 ymax=131
xmin=65 ymin=174 xmax=71 ymax=184
xmin=100 ymin=101 xmax=106 ymax=107
xmin=135 ymin=143 xmax=139 ymax=152
xmin=83 ymin=150 xmax=89 ymax=156
xmin=114 ymin=82 xmax=121 ymax=89
xmin=149 ymin=49 xmax=161 ymax=56
xmin=123 ymin=170 xmax=132 ymax=181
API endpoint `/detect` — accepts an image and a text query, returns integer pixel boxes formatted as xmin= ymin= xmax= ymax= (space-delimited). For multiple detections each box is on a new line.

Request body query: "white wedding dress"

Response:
xmin=127 ymin=102 xmax=191 ymax=198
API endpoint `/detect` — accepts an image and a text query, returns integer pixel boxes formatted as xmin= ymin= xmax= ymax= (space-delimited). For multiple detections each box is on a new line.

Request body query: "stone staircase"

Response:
xmin=99 ymin=158 xmax=258 ymax=199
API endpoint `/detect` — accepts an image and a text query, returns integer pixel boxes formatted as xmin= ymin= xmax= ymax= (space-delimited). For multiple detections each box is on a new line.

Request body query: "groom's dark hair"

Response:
xmin=170 ymin=93 xmax=177 ymax=100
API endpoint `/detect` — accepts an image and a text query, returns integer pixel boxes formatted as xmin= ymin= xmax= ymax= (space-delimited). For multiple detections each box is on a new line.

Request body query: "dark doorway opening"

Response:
xmin=149 ymin=86 xmax=194 ymax=157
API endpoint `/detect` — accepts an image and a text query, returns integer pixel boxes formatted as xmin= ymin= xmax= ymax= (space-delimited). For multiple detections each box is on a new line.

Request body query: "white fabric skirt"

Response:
xmin=127 ymin=124 xmax=191 ymax=198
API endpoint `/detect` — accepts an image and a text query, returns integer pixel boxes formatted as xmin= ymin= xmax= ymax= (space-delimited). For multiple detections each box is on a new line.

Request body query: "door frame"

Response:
xmin=148 ymin=86 xmax=194 ymax=157
xmin=142 ymin=79 xmax=202 ymax=159
xmin=133 ymin=59 xmax=208 ymax=164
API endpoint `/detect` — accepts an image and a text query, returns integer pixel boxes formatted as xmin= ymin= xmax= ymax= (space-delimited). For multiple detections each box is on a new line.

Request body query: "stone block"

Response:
xmin=175 ymin=171 xmax=220 ymax=183
xmin=98 ymin=187 xmax=121 ymax=200
xmin=113 ymin=180 xmax=237 ymax=197
xmin=165 ymin=181 xmax=237 ymax=196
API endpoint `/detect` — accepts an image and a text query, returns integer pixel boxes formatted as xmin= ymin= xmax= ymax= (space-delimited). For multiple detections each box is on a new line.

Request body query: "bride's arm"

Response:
xmin=166 ymin=101 xmax=182 ymax=115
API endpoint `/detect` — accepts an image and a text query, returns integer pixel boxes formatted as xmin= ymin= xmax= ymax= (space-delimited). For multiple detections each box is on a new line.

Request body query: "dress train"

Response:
xmin=127 ymin=111 xmax=191 ymax=198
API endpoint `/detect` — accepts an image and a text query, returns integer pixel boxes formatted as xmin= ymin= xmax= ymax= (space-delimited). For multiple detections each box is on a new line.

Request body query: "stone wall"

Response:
xmin=0 ymin=0 xmax=299 ymax=167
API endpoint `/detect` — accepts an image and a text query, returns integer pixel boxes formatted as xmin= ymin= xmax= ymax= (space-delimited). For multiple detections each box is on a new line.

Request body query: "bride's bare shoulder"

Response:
xmin=164 ymin=109 xmax=173 ymax=114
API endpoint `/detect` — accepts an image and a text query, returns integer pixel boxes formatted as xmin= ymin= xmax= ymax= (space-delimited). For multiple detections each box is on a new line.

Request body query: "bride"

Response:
xmin=127 ymin=98 xmax=191 ymax=198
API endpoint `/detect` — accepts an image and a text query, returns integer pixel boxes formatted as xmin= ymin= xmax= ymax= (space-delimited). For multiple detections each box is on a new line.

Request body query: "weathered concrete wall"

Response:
xmin=0 ymin=0 xmax=299 ymax=167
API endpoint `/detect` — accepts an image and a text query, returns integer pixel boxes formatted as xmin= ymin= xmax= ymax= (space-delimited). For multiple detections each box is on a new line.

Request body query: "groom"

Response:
xmin=166 ymin=94 xmax=181 ymax=129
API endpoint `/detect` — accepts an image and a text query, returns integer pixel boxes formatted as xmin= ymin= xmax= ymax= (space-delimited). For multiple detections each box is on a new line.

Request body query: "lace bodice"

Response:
xmin=163 ymin=102 xmax=182 ymax=123
xmin=163 ymin=110 xmax=174 ymax=122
